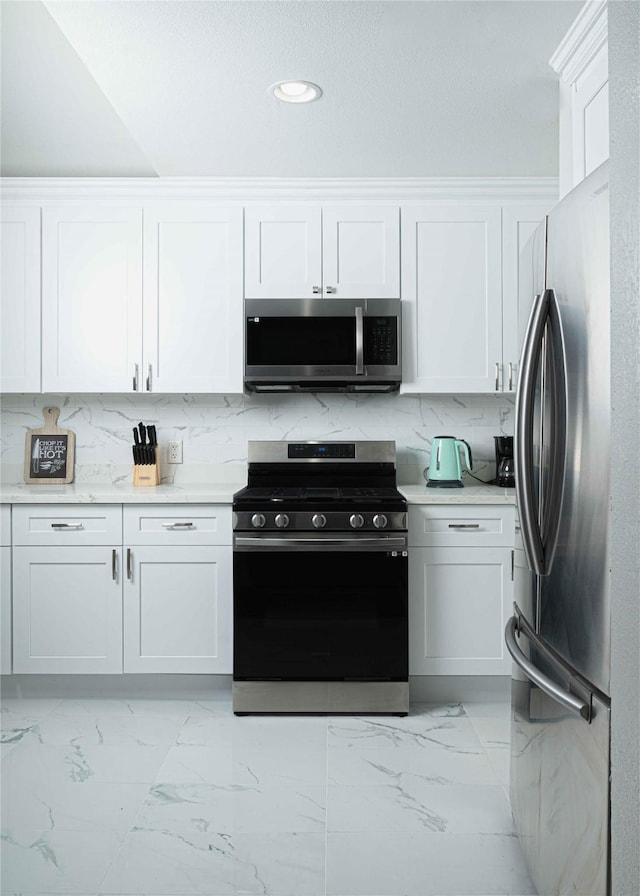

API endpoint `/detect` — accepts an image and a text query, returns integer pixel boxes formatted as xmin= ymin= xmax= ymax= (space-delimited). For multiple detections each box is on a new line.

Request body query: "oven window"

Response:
xmin=233 ymin=550 xmax=408 ymax=681
xmin=246 ymin=317 xmax=356 ymax=366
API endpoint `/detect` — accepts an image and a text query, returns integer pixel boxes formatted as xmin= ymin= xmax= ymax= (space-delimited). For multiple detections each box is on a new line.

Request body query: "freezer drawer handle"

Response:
xmin=505 ymin=615 xmax=591 ymax=721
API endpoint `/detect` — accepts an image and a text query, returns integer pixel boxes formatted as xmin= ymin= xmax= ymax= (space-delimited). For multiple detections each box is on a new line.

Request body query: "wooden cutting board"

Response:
xmin=24 ymin=407 xmax=75 ymax=484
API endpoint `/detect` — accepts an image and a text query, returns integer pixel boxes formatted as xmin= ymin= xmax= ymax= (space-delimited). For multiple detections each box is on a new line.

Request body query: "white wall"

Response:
xmin=0 ymin=392 xmax=515 ymax=485
xmin=608 ymin=1 xmax=640 ymax=893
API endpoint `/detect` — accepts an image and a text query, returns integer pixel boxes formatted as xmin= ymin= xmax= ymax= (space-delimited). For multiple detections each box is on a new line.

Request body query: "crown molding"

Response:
xmin=0 ymin=175 xmax=559 ymax=204
xmin=549 ymin=0 xmax=608 ymax=85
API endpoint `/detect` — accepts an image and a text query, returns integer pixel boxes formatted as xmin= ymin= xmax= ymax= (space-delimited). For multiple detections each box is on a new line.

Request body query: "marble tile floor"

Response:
xmin=0 ymin=695 xmax=536 ymax=896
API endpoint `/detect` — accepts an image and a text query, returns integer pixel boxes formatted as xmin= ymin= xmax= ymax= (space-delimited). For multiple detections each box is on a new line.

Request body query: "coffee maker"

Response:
xmin=493 ymin=436 xmax=515 ymax=487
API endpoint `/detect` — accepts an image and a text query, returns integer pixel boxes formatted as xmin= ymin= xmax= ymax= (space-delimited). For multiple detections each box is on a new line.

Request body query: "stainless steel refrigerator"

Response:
xmin=506 ymin=160 xmax=611 ymax=896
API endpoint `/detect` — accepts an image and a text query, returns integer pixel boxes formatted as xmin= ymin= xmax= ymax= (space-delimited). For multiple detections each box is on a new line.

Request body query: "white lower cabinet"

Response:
xmin=409 ymin=505 xmax=515 ymax=675
xmin=513 ymin=518 xmax=534 ymax=617
xmin=12 ymin=546 xmax=123 ymax=674
xmin=11 ymin=504 xmax=123 ymax=674
xmin=122 ymin=505 xmax=232 ymax=673
xmin=10 ymin=503 xmax=232 ymax=675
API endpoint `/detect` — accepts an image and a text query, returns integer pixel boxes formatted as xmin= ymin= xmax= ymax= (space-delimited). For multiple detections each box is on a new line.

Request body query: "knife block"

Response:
xmin=133 ymin=462 xmax=161 ymax=487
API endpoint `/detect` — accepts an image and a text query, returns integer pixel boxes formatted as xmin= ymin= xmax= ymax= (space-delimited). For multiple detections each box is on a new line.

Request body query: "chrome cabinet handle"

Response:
xmin=495 ymin=362 xmax=500 ymax=391
xmin=508 ymin=362 xmax=514 ymax=392
xmin=448 ymin=523 xmax=480 ymax=529
xmin=325 ymin=286 xmax=336 ymax=294
xmin=126 ymin=548 xmax=133 ymax=580
xmin=146 ymin=364 xmax=152 ymax=392
xmin=161 ymin=522 xmax=195 ymax=529
xmin=133 ymin=363 xmax=139 ymax=392
xmin=112 ymin=549 xmax=117 ymax=581
xmin=312 ymin=285 xmax=321 ymax=294
xmin=51 ymin=522 xmax=83 ymax=530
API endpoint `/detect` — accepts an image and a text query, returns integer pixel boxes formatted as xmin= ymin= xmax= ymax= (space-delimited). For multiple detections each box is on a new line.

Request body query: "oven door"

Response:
xmin=233 ymin=535 xmax=408 ymax=682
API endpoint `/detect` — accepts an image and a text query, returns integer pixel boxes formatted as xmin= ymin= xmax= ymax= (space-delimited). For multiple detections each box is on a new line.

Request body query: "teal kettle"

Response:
xmin=425 ymin=436 xmax=473 ymax=488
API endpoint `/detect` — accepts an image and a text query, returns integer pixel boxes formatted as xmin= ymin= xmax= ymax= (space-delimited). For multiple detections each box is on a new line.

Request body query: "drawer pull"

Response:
xmin=50 ymin=522 xmax=84 ymax=530
xmin=162 ymin=522 xmax=195 ymax=529
xmin=448 ymin=523 xmax=480 ymax=529
xmin=112 ymin=549 xmax=117 ymax=581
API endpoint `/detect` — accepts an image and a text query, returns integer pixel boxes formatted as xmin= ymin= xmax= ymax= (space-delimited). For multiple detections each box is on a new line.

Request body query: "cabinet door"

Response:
xmin=123 ymin=545 xmax=232 ymax=673
xmin=401 ymin=205 xmax=503 ymax=393
xmin=143 ymin=205 xmax=243 ymax=393
xmin=572 ymin=43 xmax=609 ymax=188
xmin=501 ymin=203 xmax=551 ymax=391
xmin=322 ymin=206 xmax=400 ymax=298
xmin=409 ymin=545 xmax=512 ymax=675
xmin=244 ymin=206 xmax=322 ymax=298
xmin=0 ymin=206 xmax=41 ymax=392
xmin=42 ymin=206 xmax=143 ymax=392
xmin=513 ymin=548 xmax=534 ymax=622
xmin=12 ymin=546 xmax=122 ymax=674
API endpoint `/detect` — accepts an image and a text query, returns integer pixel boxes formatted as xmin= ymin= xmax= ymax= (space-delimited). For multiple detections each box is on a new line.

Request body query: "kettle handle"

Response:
xmin=456 ymin=439 xmax=473 ymax=471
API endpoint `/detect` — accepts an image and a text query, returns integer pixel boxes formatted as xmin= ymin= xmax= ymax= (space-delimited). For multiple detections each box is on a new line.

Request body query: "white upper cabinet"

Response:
xmin=42 ymin=206 xmax=143 ymax=393
xmin=143 ymin=205 xmax=243 ymax=394
xmin=401 ymin=205 xmax=503 ymax=393
xmin=321 ymin=206 xmax=400 ymax=299
xmin=501 ymin=202 xmax=551 ymax=391
xmin=0 ymin=206 xmax=41 ymax=392
xmin=40 ymin=203 xmax=243 ymax=394
xmin=244 ymin=205 xmax=400 ymax=299
xmin=550 ymin=1 xmax=609 ymax=198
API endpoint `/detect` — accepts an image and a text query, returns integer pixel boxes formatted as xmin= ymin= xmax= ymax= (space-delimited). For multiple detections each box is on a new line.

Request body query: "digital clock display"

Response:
xmin=288 ymin=443 xmax=356 ymax=459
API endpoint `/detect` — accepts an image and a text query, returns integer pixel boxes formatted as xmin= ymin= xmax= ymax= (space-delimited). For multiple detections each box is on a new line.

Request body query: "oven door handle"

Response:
xmin=234 ymin=535 xmax=407 ymax=551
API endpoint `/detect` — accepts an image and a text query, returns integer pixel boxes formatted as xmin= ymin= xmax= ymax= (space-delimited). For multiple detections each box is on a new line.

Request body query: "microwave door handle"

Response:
xmin=355 ymin=306 xmax=364 ymax=375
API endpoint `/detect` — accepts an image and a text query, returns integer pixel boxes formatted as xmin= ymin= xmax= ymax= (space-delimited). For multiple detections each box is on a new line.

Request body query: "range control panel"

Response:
xmin=287 ymin=443 xmax=356 ymax=460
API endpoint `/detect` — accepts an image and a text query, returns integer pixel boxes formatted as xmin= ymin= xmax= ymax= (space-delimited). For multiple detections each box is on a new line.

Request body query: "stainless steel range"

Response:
xmin=232 ymin=440 xmax=409 ymax=715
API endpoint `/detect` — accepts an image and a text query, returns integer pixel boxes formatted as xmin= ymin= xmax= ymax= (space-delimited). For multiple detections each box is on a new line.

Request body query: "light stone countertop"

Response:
xmin=399 ymin=483 xmax=517 ymax=504
xmin=0 ymin=480 xmax=244 ymax=505
xmin=1 ymin=479 xmax=516 ymax=506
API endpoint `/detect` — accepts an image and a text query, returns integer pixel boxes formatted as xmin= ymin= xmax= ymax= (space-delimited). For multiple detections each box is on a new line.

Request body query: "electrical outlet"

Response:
xmin=167 ymin=441 xmax=183 ymax=464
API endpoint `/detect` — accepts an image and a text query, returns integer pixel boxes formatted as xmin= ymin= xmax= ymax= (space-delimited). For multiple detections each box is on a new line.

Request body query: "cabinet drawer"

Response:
xmin=12 ymin=505 xmax=122 ymax=546
xmin=124 ymin=505 xmax=232 ymax=546
xmin=409 ymin=505 xmax=515 ymax=547
xmin=1 ymin=505 xmax=10 ymax=546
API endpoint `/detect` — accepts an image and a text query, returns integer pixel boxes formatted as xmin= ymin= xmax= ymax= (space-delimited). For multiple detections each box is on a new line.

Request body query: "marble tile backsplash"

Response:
xmin=0 ymin=393 xmax=514 ymax=485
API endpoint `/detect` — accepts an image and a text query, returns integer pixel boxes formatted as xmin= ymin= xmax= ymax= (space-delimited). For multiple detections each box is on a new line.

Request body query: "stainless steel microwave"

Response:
xmin=244 ymin=299 xmax=401 ymax=393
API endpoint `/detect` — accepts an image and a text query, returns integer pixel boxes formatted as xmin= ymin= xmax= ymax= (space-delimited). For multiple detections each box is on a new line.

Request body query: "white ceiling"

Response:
xmin=1 ymin=0 xmax=583 ymax=178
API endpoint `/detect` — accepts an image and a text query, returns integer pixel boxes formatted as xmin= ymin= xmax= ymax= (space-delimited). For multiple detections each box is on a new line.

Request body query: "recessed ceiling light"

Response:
xmin=270 ymin=80 xmax=322 ymax=104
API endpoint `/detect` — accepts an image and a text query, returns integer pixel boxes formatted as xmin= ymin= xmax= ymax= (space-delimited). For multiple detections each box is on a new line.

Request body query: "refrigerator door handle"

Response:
xmin=539 ymin=288 xmax=568 ymax=567
xmin=515 ymin=289 xmax=549 ymax=575
xmin=505 ymin=615 xmax=591 ymax=721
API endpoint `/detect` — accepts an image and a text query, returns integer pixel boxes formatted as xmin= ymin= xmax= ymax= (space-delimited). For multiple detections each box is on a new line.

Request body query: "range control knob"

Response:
xmin=372 ymin=514 xmax=388 ymax=529
xmin=349 ymin=513 xmax=365 ymax=529
xmin=274 ymin=513 xmax=290 ymax=529
xmin=251 ymin=513 xmax=266 ymax=529
xmin=311 ymin=513 xmax=327 ymax=529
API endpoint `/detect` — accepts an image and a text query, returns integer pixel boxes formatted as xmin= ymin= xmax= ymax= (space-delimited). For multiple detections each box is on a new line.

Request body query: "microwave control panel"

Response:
xmin=364 ymin=318 xmax=398 ymax=364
